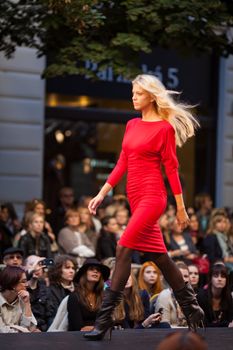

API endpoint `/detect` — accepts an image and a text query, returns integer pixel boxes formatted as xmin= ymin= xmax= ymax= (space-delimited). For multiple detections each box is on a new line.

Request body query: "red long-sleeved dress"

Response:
xmin=107 ymin=118 xmax=182 ymax=253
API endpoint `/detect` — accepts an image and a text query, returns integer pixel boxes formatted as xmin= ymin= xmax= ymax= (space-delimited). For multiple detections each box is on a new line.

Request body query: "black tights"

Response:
xmin=110 ymin=246 xmax=185 ymax=292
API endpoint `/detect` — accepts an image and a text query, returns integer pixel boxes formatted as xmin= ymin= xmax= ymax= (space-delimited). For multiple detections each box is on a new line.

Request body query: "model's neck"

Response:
xmin=141 ymin=105 xmax=162 ymax=121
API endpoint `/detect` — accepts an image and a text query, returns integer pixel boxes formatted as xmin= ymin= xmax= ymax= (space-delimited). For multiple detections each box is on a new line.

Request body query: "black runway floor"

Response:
xmin=1 ymin=328 xmax=233 ymax=350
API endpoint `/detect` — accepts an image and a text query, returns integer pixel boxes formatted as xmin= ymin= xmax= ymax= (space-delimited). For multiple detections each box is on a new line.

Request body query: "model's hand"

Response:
xmin=176 ymin=207 xmax=190 ymax=230
xmin=18 ymin=290 xmax=30 ymax=304
xmin=88 ymin=194 xmax=104 ymax=215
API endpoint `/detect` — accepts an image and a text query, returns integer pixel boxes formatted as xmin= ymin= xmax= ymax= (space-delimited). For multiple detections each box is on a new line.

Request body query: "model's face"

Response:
xmin=30 ymin=216 xmax=44 ymax=234
xmin=67 ymin=213 xmax=80 ymax=227
xmin=61 ymin=260 xmax=75 ymax=283
xmin=86 ymin=266 xmax=101 ymax=283
xmin=132 ymin=83 xmax=153 ymax=111
xmin=212 ymin=272 xmax=226 ymax=289
xmin=143 ymin=266 xmax=158 ymax=285
xmin=105 ymin=218 xmax=119 ymax=233
xmin=34 ymin=203 xmax=45 ymax=216
xmin=188 ymin=265 xmax=199 ymax=286
xmin=189 ymin=215 xmax=199 ymax=231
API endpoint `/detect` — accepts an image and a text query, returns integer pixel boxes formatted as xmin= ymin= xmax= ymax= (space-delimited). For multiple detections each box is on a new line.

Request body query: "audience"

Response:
xmin=1 ymin=191 xmax=233 ymax=339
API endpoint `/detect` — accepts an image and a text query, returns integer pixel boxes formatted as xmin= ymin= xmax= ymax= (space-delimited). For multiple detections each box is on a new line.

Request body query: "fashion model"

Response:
xmin=84 ymin=74 xmax=204 ymax=340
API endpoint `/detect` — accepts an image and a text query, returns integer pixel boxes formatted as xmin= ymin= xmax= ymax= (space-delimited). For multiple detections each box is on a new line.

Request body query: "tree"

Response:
xmin=0 ymin=0 xmax=233 ymax=78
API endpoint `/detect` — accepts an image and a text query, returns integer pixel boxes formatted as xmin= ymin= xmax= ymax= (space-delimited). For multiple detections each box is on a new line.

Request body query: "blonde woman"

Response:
xmin=85 ymin=74 xmax=203 ymax=340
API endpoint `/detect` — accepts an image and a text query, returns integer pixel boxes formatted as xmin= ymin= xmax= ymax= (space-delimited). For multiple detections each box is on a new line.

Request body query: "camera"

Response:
xmin=38 ymin=258 xmax=54 ymax=267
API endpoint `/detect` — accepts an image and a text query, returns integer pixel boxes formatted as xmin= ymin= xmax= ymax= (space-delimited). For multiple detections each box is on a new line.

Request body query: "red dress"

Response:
xmin=107 ymin=118 xmax=182 ymax=253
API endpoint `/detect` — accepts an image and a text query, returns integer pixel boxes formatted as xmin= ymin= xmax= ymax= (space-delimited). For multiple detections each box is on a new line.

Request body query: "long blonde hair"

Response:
xmin=132 ymin=74 xmax=199 ymax=147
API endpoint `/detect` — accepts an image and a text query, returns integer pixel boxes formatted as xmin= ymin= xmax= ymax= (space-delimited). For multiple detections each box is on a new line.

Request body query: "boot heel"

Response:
xmin=105 ymin=327 xmax=113 ymax=340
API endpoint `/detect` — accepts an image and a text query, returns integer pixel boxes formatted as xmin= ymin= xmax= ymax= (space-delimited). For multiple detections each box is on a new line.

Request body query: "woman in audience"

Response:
xmin=58 ymin=208 xmax=95 ymax=267
xmin=113 ymin=271 xmax=169 ymax=329
xmin=155 ymin=262 xmax=190 ymax=328
xmin=188 ymin=264 xmax=200 ymax=293
xmin=67 ymin=258 xmax=110 ymax=331
xmin=29 ymin=199 xmax=58 ymax=254
xmin=47 ymin=255 xmax=77 ymax=324
xmin=169 ymin=218 xmax=198 ymax=263
xmin=138 ymin=261 xmax=163 ymax=310
xmin=18 ymin=213 xmax=51 ymax=258
xmin=197 ymin=263 xmax=233 ymax=327
xmin=0 ymin=266 xmax=37 ymax=333
xmin=24 ymin=255 xmax=51 ymax=331
xmin=78 ymin=206 xmax=100 ymax=248
xmin=96 ymin=216 xmax=119 ymax=260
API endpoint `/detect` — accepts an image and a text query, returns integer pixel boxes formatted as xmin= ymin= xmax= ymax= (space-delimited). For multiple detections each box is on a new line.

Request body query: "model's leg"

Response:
xmin=110 ymin=245 xmax=133 ymax=291
xmin=149 ymin=252 xmax=204 ymax=331
xmin=84 ymin=245 xmax=133 ymax=340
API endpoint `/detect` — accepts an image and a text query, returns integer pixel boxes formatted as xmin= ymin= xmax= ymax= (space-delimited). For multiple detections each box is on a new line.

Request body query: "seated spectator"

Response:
xmin=67 ymin=258 xmax=110 ymax=331
xmin=197 ymin=263 xmax=233 ymax=327
xmin=47 ymin=255 xmax=77 ymax=324
xmin=58 ymin=208 xmax=95 ymax=267
xmin=195 ymin=192 xmax=213 ymax=235
xmin=18 ymin=213 xmax=51 ymax=258
xmin=154 ymin=262 xmax=190 ymax=328
xmin=96 ymin=216 xmax=119 ymax=260
xmin=78 ymin=206 xmax=100 ymax=248
xmin=156 ymin=331 xmax=208 ymax=350
xmin=0 ymin=205 xmax=15 ymax=260
xmin=49 ymin=187 xmax=75 ymax=234
xmin=169 ymin=218 xmax=198 ymax=263
xmin=113 ymin=271 xmax=169 ymax=329
xmin=0 ymin=202 xmax=21 ymax=237
xmin=26 ymin=199 xmax=58 ymax=255
xmin=188 ymin=264 xmax=200 ymax=293
xmin=203 ymin=213 xmax=233 ymax=269
xmin=138 ymin=261 xmax=163 ymax=311
xmin=186 ymin=213 xmax=202 ymax=249
xmin=2 ymin=247 xmax=24 ymax=267
xmin=0 ymin=266 xmax=37 ymax=333
xmin=24 ymin=255 xmax=51 ymax=331
xmin=114 ymin=208 xmax=130 ymax=238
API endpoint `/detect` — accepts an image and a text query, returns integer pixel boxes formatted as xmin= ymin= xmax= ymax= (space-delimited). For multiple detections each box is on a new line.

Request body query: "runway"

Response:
xmin=1 ymin=328 xmax=233 ymax=350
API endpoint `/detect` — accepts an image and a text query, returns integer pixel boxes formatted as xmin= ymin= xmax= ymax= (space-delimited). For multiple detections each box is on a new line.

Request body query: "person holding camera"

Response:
xmin=24 ymin=255 xmax=51 ymax=331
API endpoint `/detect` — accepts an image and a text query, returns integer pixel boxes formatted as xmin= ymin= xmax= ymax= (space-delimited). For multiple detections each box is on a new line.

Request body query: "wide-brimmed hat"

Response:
xmin=74 ymin=258 xmax=110 ymax=283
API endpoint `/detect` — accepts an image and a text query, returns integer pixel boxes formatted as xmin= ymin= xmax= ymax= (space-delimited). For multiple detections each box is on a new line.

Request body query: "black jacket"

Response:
xmin=67 ymin=292 xmax=98 ymax=331
xmin=203 ymin=233 xmax=223 ymax=264
xmin=47 ymin=283 xmax=72 ymax=323
xmin=19 ymin=231 xmax=51 ymax=258
xmin=28 ymin=279 xmax=51 ymax=331
xmin=96 ymin=230 xmax=117 ymax=260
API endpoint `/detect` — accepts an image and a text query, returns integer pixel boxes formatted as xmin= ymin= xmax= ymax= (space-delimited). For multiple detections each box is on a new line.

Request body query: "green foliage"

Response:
xmin=0 ymin=0 xmax=233 ymax=78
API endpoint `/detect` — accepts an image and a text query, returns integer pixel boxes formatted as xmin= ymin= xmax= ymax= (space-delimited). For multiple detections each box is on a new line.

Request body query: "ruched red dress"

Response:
xmin=107 ymin=118 xmax=182 ymax=253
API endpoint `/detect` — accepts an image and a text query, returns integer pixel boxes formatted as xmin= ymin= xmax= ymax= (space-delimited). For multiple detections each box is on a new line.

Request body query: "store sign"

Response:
xmin=47 ymin=47 xmax=213 ymax=107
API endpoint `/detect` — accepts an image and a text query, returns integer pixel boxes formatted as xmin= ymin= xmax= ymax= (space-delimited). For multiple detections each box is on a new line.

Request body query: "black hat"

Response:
xmin=3 ymin=247 xmax=24 ymax=258
xmin=74 ymin=258 xmax=110 ymax=283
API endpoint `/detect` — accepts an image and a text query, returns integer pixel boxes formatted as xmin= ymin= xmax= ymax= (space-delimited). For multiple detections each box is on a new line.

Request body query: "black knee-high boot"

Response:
xmin=84 ymin=288 xmax=123 ymax=340
xmin=174 ymin=282 xmax=204 ymax=331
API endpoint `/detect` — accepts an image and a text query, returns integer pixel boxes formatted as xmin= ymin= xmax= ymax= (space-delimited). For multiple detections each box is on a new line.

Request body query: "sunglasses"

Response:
xmin=7 ymin=255 xmax=22 ymax=260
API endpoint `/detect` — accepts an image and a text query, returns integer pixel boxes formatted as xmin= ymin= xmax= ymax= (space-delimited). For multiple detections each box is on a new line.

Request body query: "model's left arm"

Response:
xmin=161 ymin=126 xmax=189 ymax=229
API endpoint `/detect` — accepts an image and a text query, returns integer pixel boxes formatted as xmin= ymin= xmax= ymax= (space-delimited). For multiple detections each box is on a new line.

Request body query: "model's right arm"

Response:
xmin=89 ymin=121 xmax=130 ymax=215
